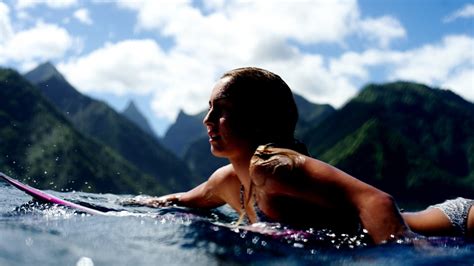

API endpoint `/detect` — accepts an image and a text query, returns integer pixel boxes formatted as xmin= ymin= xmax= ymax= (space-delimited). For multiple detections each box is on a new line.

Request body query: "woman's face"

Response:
xmin=203 ymin=77 xmax=254 ymax=159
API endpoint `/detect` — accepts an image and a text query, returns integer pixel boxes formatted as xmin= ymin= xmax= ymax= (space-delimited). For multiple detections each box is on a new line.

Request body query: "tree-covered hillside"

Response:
xmin=0 ymin=68 xmax=167 ymax=195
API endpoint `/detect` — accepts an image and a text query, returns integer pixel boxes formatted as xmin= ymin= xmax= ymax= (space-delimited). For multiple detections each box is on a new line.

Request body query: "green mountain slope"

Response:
xmin=303 ymin=81 xmax=474 ymax=207
xmin=293 ymin=94 xmax=335 ymax=138
xmin=0 ymin=68 xmax=166 ymax=194
xmin=25 ymin=63 xmax=195 ymax=192
xmin=183 ymin=137 xmax=229 ymax=182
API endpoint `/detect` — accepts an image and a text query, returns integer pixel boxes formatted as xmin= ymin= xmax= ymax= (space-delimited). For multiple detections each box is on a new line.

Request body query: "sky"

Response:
xmin=1 ymin=0 xmax=473 ymax=135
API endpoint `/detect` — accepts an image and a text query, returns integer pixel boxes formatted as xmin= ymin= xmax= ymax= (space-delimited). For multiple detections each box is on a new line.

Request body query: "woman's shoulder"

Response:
xmin=208 ymin=164 xmax=239 ymax=186
xmin=206 ymin=164 xmax=241 ymax=205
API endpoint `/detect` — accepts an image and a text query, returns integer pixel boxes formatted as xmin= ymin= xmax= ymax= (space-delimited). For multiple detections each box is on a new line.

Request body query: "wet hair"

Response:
xmin=236 ymin=144 xmax=307 ymax=226
xmin=220 ymin=67 xmax=301 ymax=150
xmin=250 ymin=144 xmax=306 ymax=186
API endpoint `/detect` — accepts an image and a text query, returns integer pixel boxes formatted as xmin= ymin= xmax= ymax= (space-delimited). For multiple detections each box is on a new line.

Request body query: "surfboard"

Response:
xmin=0 ymin=172 xmax=107 ymax=215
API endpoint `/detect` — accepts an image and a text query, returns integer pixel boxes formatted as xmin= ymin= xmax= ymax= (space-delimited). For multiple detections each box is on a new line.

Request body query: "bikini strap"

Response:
xmin=239 ymin=184 xmax=245 ymax=210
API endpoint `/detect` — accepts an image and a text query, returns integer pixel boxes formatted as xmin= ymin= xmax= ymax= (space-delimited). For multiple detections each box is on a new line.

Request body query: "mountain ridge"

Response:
xmin=0 ymin=67 xmax=166 ymax=194
xmin=302 ymin=81 xmax=474 ymax=206
xmin=24 ymin=63 xmax=196 ymax=192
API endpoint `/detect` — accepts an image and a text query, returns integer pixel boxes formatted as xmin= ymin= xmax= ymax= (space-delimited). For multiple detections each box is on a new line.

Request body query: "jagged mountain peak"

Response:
xmin=124 ymin=100 xmax=139 ymax=112
xmin=24 ymin=61 xmax=66 ymax=84
xmin=122 ymin=100 xmax=157 ymax=139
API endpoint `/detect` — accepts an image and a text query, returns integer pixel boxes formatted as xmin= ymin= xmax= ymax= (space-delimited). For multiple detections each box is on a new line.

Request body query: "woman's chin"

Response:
xmin=210 ymin=146 xmax=226 ymax=157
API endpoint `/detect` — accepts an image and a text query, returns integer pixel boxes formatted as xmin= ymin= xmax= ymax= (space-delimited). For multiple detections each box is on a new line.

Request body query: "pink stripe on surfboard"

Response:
xmin=0 ymin=172 xmax=105 ymax=215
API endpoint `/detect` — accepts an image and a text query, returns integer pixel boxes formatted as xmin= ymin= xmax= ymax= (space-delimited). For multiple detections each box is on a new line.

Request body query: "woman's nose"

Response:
xmin=203 ymin=109 xmax=212 ymax=125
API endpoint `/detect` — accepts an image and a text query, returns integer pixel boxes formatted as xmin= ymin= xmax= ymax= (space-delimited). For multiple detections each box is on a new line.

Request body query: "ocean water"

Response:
xmin=1 ymin=181 xmax=473 ymax=266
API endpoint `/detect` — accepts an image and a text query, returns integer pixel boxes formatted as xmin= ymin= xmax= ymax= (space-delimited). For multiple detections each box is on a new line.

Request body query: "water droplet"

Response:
xmin=25 ymin=237 xmax=33 ymax=246
xmin=293 ymin=243 xmax=304 ymax=248
xmin=76 ymin=257 xmax=94 ymax=266
xmin=44 ymin=171 xmax=48 ymax=174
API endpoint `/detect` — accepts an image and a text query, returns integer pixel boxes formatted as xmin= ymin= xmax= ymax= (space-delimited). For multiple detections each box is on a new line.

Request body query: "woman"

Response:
xmin=125 ymin=67 xmax=473 ymax=243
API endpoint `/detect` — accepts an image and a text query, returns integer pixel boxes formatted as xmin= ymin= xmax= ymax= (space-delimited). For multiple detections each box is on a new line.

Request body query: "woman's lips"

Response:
xmin=207 ymin=127 xmax=221 ymax=141
xmin=209 ymin=133 xmax=221 ymax=141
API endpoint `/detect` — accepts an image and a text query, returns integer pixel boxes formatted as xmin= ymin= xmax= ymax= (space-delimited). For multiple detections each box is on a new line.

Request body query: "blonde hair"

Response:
xmin=235 ymin=144 xmax=306 ymax=226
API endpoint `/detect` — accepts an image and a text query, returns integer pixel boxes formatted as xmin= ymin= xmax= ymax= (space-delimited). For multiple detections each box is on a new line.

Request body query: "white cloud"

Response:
xmin=58 ymin=39 xmax=219 ymax=120
xmin=391 ymin=35 xmax=474 ymax=85
xmin=118 ymin=0 xmax=363 ymax=47
xmin=73 ymin=8 xmax=93 ymax=25
xmin=0 ymin=2 xmax=14 ymax=44
xmin=68 ymin=0 xmax=403 ymax=120
xmin=59 ymin=40 xmax=167 ymax=95
xmin=52 ymin=0 xmax=472 ymax=125
xmin=444 ymin=3 xmax=474 ymax=22
xmin=358 ymin=16 xmax=406 ymax=48
xmin=0 ymin=21 xmax=75 ymax=68
xmin=16 ymin=0 xmax=78 ymax=9
xmin=202 ymin=0 xmax=226 ymax=12
xmin=3 ymin=0 xmax=471 ymax=133
xmin=40 ymin=0 xmax=471 ymax=127
xmin=330 ymin=49 xmax=404 ymax=80
xmin=442 ymin=68 xmax=474 ymax=100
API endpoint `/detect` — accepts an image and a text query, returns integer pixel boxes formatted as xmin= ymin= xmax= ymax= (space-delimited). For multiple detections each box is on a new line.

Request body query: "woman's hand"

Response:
xmin=118 ymin=194 xmax=183 ymax=208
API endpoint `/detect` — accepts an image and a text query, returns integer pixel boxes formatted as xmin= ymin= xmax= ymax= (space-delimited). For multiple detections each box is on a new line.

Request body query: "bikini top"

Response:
xmin=239 ymin=184 xmax=273 ymax=223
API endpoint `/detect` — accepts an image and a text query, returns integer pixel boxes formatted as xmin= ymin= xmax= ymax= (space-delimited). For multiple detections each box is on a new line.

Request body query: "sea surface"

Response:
xmin=1 ymin=181 xmax=473 ymax=266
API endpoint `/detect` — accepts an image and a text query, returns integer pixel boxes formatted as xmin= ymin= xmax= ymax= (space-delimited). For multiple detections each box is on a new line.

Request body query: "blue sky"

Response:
xmin=1 ymin=0 xmax=473 ymax=135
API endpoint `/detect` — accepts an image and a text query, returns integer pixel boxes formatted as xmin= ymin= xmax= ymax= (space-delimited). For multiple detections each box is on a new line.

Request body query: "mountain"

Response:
xmin=293 ymin=94 xmax=335 ymax=138
xmin=162 ymin=110 xmax=207 ymax=157
xmin=302 ymin=81 xmax=474 ymax=207
xmin=24 ymin=62 xmax=195 ymax=192
xmin=183 ymin=137 xmax=229 ymax=182
xmin=121 ymin=100 xmax=156 ymax=138
xmin=0 ymin=68 xmax=167 ymax=194
xmin=20 ymin=61 xmax=66 ymax=84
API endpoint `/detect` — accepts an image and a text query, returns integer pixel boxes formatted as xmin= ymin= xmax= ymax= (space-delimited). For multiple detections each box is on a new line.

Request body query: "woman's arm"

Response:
xmin=251 ymin=148 xmax=410 ymax=243
xmin=301 ymin=157 xmax=410 ymax=244
xmin=122 ymin=164 xmax=237 ymax=209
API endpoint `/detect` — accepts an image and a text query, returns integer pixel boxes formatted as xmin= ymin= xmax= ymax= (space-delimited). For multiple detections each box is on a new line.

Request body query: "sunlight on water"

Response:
xmin=0 ymin=184 xmax=473 ymax=266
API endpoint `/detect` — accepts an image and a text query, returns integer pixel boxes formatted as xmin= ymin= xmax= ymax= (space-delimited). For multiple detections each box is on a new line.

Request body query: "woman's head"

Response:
xmin=219 ymin=67 xmax=298 ymax=147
